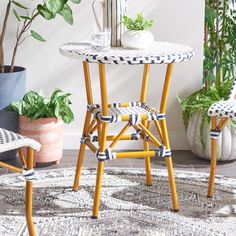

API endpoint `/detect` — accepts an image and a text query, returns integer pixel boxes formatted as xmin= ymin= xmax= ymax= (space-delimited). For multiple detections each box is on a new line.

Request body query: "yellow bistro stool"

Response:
xmin=207 ymin=79 xmax=236 ymax=197
xmin=60 ymin=41 xmax=194 ymax=218
xmin=0 ymin=128 xmax=40 ymax=236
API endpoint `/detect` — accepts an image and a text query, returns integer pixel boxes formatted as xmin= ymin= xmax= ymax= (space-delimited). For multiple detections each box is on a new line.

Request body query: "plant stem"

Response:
xmin=215 ymin=0 xmax=220 ymax=88
xmin=10 ymin=12 xmax=39 ymax=73
xmin=0 ymin=0 xmax=12 ymax=73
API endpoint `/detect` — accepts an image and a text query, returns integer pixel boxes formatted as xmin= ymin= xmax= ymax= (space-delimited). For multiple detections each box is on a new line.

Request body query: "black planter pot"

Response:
xmin=0 ymin=66 xmax=26 ymax=160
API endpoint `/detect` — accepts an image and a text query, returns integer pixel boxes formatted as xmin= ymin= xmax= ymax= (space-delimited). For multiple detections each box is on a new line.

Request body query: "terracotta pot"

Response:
xmin=19 ymin=116 xmax=64 ymax=164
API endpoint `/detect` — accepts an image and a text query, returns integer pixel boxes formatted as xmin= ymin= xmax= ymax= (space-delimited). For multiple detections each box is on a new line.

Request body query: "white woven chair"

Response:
xmin=207 ymin=78 xmax=236 ymax=197
xmin=0 ymin=128 xmax=40 ymax=236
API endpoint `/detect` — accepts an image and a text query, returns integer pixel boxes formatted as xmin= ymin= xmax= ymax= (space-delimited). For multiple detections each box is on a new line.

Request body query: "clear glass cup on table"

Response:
xmin=90 ymin=28 xmax=111 ymax=52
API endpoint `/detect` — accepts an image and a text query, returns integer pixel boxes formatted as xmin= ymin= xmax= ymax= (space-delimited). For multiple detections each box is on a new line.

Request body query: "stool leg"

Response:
xmin=143 ymin=121 xmax=152 ymax=186
xmin=161 ymin=119 xmax=179 ymax=211
xmin=25 ymin=147 xmax=35 ymax=236
xmin=207 ymin=116 xmax=217 ymax=198
xmin=92 ymin=123 xmax=107 ymax=218
xmin=73 ymin=112 xmax=92 ymax=191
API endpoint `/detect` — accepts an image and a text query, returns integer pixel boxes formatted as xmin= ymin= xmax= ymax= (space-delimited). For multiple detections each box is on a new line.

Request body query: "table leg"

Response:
xmin=73 ymin=112 xmax=92 ymax=191
xmin=92 ymin=63 xmax=108 ymax=218
xmin=73 ymin=61 xmax=94 ymax=191
xmin=160 ymin=64 xmax=179 ymax=211
xmin=140 ymin=64 xmax=152 ymax=186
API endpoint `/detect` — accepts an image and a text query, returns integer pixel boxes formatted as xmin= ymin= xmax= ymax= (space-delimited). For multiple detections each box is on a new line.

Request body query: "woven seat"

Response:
xmin=208 ymin=100 xmax=236 ymax=118
xmin=0 ymin=128 xmax=41 ymax=153
xmin=88 ymin=102 xmax=165 ymax=124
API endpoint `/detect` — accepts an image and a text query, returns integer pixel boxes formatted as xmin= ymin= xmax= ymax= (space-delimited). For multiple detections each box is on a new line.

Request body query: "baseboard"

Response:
xmin=63 ymin=134 xmax=190 ymax=150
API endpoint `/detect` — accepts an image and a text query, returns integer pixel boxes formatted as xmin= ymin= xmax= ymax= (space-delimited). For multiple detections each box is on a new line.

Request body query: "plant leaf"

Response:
xmin=12 ymin=1 xmax=28 ymax=9
xmin=37 ymin=4 xmax=54 ymax=20
xmin=45 ymin=0 xmax=64 ymax=15
xmin=13 ymin=9 xmax=20 ymax=21
xmin=60 ymin=3 xmax=73 ymax=25
xmin=31 ymin=30 xmax=46 ymax=42
xmin=70 ymin=0 xmax=81 ymax=3
xmin=20 ymin=16 xmax=31 ymax=20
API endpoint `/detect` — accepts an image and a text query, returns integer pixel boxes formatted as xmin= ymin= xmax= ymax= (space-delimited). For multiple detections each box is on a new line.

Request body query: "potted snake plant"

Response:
xmin=0 ymin=0 xmax=81 ymax=160
xmin=11 ymin=89 xmax=74 ymax=166
xmin=179 ymin=0 xmax=236 ymax=161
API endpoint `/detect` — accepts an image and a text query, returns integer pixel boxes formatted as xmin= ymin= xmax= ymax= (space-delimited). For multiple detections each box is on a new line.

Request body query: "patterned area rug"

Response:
xmin=0 ymin=168 xmax=236 ymax=236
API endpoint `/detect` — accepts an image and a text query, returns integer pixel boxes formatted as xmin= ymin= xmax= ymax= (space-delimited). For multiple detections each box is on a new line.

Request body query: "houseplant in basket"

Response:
xmin=121 ymin=13 xmax=154 ymax=49
xmin=0 ymin=0 xmax=81 ymax=160
xmin=179 ymin=0 xmax=236 ymax=161
xmin=11 ymin=89 xmax=74 ymax=165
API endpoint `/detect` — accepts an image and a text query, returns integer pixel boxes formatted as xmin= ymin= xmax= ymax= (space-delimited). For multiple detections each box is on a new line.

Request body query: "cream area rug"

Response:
xmin=0 ymin=167 xmax=236 ymax=236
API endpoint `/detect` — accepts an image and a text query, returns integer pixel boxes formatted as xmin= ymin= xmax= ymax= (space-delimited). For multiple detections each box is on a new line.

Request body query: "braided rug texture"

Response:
xmin=0 ymin=168 xmax=236 ymax=236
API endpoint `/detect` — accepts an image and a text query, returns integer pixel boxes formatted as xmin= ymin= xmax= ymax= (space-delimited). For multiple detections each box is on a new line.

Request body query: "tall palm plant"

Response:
xmin=180 ymin=0 xmax=236 ymax=147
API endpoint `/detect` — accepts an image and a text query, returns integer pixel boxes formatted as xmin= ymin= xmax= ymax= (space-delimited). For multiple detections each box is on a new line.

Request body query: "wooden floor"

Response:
xmin=1 ymin=150 xmax=236 ymax=178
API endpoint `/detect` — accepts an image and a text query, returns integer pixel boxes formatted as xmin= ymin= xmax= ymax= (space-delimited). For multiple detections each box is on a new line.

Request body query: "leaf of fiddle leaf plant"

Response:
xmin=13 ymin=9 xmax=21 ymax=21
xmin=60 ymin=3 xmax=73 ymax=25
xmin=12 ymin=1 xmax=28 ymax=9
xmin=37 ymin=4 xmax=54 ymax=20
xmin=31 ymin=30 xmax=46 ymax=42
xmin=45 ymin=0 xmax=64 ymax=16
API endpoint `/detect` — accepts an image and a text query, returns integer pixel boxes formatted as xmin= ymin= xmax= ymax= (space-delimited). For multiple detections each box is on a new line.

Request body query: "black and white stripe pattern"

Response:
xmin=0 ymin=128 xmax=41 ymax=153
xmin=155 ymin=145 xmax=171 ymax=158
xmin=96 ymin=148 xmax=117 ymax=161
xmin=87 ymin=102 xmax=166 ymax=123
xmin=60 ymin=42 xmax=194 ymax=65
xmin=210 ymin=129 xmax=222 ymax=139
xmin=22 ymin=168 xmax=35 ymax=181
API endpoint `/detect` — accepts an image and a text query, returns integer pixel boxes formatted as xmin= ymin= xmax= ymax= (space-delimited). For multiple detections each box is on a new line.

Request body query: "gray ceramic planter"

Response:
xmin=0 ymin=66 xmax=26 ymax=160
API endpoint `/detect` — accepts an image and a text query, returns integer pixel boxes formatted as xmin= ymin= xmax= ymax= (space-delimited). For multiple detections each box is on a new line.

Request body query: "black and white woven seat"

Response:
xmin=208 ymin=100 xmax=236 ymax=118
xmin=0 ymin=128 xmax=40 ymax=153
xmin=88 ymin=102 xmax=165 ymax=124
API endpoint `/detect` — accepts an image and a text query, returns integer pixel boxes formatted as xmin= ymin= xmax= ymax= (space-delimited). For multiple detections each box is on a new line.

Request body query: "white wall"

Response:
xmin=1 ymin=0 xmax=204 ymax=150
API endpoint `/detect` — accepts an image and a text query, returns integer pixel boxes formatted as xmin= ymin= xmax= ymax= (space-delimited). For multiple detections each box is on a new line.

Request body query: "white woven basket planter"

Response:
xmin=187 ymin=111 xmax=236 ymax=161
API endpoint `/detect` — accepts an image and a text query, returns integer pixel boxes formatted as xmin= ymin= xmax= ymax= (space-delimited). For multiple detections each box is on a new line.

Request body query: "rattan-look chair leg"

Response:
xmin=73 ymin=112 xmax=92 ymax=191
xmin=92 ymin=123 xmax=107 ymax=218
xmin=207 ymin=116 xmax=217 ymax=198
xmin=25 ymin=147 xmax=35 ymax=236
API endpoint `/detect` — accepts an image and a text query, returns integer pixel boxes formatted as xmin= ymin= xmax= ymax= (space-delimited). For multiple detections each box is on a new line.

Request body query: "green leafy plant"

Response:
xmin=123 ymin=13 xmax=154 ymax=31
xmin=0 ymin=0 xmax=81 ymax=73
xmin=11 ymin=89 xmax=74 ymax=124
xmin=179 ymin=0 xmax=236 ymax=147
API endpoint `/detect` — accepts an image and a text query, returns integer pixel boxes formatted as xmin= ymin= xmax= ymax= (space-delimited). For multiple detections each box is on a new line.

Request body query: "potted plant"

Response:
xmin=179 ymin=0 xmax=236 ymax=161
xmin=0 ymin=0 xmax=81 ymax=160
xmin=11 ymin=89 xmax=74 ymax=165
xmin=121 ymin=13 xmax=154 ymax=49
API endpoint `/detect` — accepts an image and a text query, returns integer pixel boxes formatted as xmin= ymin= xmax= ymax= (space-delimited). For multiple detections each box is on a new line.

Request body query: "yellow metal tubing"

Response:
xmin=154 ymin=120 xmax=163 ymax=141
xmin=18 ymin=148 xmax=26 ymax=166
xmin=109 ymin=123 xmax=130 ymax=149
xmin=83 ymin=61 xmax=94 ymax=104
xmin=140 ymin=64 xmax=150 ymax=103
xmin=160 ymin=64 xmax=174 ymax=113
xmin=0 ymin=161 xmax=22 ymax=173
xmin=93 ymin=63 xmax=108 ymax=218
xmin=142 ymin=121 xmax=152 ymax=186
xmin=208 ymin=116 xmax=217 ymax=197
xmin=73 ymin=112 xmax=92 ymax=191
xmin=137 ymin=123 xmax=162 ymax=147
xmin=25 ymin=147 xmax=36 ymax=236
xmin=86 ymin=140 xmax=97 ymax=153
xmin=116 ymin=150 xmax=156 ymax=158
